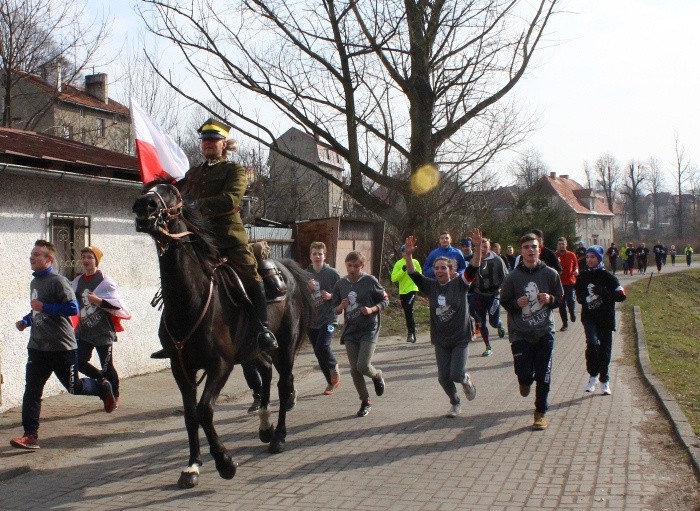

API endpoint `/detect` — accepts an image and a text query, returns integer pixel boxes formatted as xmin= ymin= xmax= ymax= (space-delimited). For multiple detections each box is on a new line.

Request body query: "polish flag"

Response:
xmin=130 ymin=98 xmax=189 ymax=183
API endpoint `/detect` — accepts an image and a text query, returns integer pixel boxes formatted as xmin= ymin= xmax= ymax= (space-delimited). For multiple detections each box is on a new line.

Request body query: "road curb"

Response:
xmin=633 ymin=305 xmax=700 ymax=479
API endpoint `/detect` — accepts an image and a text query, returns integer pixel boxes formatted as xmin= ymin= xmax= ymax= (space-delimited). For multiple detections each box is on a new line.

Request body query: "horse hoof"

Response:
xmin=177 ymin=471 xmax=199 ymax=489
xmin=259 ymin=425 xmax=274 ymax=444
xmin=216 ymin=455 xmax=238 ymax=480
xmin=269 ymin=439 xmax=286 ymax=454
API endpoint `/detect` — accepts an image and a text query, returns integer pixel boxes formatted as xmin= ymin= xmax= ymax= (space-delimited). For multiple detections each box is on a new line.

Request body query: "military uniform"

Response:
xmin=179 ymin=159 xmax=260 ymax=284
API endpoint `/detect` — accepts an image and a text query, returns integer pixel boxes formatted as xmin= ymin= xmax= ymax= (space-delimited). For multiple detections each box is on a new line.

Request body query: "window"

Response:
xmin=47 ymin=212 xmax=91 ymax=280
xmin=96 ymin=117 xmax=105 ymax=137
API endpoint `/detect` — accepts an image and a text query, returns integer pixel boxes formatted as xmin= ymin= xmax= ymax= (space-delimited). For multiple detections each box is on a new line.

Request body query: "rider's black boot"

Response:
xmin=247 ymin=280 xmax=278 ymax=352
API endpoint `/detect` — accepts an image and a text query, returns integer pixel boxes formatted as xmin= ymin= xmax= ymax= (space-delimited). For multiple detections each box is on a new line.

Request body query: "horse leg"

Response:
xmin=173 ymin=372 xmax=202 ymax=489
xmin=256 ymin=358 xmax=274 ymax=443
xmin=270 ymin=344 xmax=295 ymax=454
xmin=198 ymin=364 xmax=237 ymax=480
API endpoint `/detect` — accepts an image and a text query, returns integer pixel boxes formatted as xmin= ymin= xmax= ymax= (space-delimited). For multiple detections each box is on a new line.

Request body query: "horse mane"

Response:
xmin=277 ymin=258 xmax=315 ymax=356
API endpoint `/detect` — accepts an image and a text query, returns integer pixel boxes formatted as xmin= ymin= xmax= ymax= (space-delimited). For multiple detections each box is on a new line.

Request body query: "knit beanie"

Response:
xmin=84 ymin=246 xmax=104 ymax=266
xmin=586 ymin=245 xmax=604 ymax=262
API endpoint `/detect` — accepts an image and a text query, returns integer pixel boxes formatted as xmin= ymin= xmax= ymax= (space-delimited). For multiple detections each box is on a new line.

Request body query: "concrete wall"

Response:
xmin=0 ymin=171 xmax=167 ymax=412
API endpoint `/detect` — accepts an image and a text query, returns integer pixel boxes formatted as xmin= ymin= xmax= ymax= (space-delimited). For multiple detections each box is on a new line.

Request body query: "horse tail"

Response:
xmin=278 ymin=258 xmax=315 ymax=355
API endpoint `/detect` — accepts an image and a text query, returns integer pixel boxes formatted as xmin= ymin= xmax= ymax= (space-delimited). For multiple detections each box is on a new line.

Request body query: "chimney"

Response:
xmin=85 ymin=73 xmax=108 ymax=104
xmin=549 ymin=172 xmax=556 ymax=179
xmin=561 ymin=174 xmax=569 ymax=179
xmin=41 ymin=63 xmax=62 ymax=92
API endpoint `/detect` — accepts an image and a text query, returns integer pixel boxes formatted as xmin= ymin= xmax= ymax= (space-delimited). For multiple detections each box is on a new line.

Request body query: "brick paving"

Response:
xmin=0 ymin=267 xmax=696 ymax=510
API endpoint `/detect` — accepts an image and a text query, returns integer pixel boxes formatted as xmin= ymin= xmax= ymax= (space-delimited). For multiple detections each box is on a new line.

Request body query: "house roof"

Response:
xmin=0 ymin=127 xmax=139 ymax=179
xmin=19 ymin=72 xmax=129 ymax=116
xmin=534 ymin=174 xmax=614 ymax=216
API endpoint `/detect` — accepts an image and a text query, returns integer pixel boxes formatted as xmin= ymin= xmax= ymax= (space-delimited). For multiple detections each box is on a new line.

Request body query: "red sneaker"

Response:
xmin=100 ymin=379 xmax=117 ymax=413
xmin=10 ymin=432 xmax=39 ymax=450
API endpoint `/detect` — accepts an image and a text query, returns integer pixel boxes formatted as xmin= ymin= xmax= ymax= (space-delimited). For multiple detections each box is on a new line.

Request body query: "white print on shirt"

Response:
xmin=80 ymin=288 xmax=103 ymax=328
xmin=521 ymin=281 xmax=547 ymax=326
xmin=586 ymin=283 xmax=602 ymax=310
xmin=345 ymin=291 xmax=361 ymax=322
xmin=435 ymin=294 xmax=456 ymax=323
xmin=310 ymin=279 xmax=322 ymax=307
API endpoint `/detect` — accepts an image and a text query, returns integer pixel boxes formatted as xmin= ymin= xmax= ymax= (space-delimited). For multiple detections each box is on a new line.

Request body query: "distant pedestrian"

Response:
xmin=685 ymin=244 xmax=694 ymax=266
xmin=606 ymin=242 xmax=619 ymax=274
xmin=423 ymin=231 xmax=467 ymax=279
xmin=669 ymin=245 xmax=677 ymax=266
xmin=575 ymin=245 xmax=627 ymax=396
xmin=500 ymin=233 xmax=564 ymax=431
xmin=391 ymin=244 xmax=422 ymax=344
xmin=621 ymin=245 xmax=629 ymax=275
xmin=635 ymin=243 xmax=649 ymax=274
xmin=575 ymin=241 xmax=587 ymax=273
xmin=625 ymin=243 xmax=636 ymax=276
xmin=554 ymin=237 xmax=578 ymax=331
xmin=468 ymin=235 xmax=508 ymax=357
xmin=11 ymin=240 xmax=116 ymax=450
xmin=332 ymin=251 xmax=388 ymax=417
xmin=404 ymin=230 xmax=480 ymax=418
xmin=504 ymin=245 xmax=516 ymax=271
xmin=652 ymin=240 xmax=666 ymax=272
xmin=306 ymin=242 xmax=342 ymax=395
xmin=71 ymin=246 xmax=131 ymax=410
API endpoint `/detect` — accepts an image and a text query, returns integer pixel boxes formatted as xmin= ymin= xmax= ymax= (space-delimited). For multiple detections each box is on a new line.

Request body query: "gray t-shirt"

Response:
xmin=306 ymin=263 xmax=340 ymax=329
xmin=74 ymin=272 xmax=117 ymax=346
xmin=412 ymin=272 xmax=472 ymax=347
xmin=500 ymin=261 xmax=563 ymax=343
xmin=331 ymin=273 xmax=388 ymax=344
xmin=28 ymin=272 xmax=78 ymax=351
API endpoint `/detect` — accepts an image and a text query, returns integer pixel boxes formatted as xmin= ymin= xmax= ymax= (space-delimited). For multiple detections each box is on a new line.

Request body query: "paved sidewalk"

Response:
xmin=0 ymin=268 xmax=697 ymax=510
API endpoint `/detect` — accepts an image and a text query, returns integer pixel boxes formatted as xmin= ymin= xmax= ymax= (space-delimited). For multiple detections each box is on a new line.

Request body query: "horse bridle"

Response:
xmin=142 ymin=185 xmax=194 ymax=255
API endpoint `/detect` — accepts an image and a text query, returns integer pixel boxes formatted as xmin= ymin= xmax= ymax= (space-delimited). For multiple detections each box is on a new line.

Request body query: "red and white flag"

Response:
xmin=130 ymin=98 xmax=189 ymax=183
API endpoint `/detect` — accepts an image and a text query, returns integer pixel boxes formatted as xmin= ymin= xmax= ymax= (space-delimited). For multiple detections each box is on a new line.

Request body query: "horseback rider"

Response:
xmin=150 ymin=118 xmax=278 ymax=358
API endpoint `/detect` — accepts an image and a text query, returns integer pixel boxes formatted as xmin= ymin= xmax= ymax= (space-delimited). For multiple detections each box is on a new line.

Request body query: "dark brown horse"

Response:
xmin=132 ymin=181 xmax=313 ymax=489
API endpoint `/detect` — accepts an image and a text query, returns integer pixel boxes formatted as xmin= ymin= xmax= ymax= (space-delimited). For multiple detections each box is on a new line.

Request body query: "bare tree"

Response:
xmin=139 ymin=0 xmax=559 ymax=246
xmin=582 ymin=160 xmax=593 ymax=189
xmin=510 ymin=148 xmax=549 ymax=188
xmin=621 ymin=161 xmax=647 ymax=239
xmin=672 ymin=133 xmax=692 ymax=238
xmin=645 ymin=155 xmax=664 ymax=229
xmin=0 ymin=0 xmax=110 ymax=128
xmin=594 ymin=153 xmax=620 ymax=213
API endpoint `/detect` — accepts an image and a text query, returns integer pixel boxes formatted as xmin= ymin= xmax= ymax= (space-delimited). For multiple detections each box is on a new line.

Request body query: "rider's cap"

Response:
xmin=198 ymin=118 xmax=231 ymax=140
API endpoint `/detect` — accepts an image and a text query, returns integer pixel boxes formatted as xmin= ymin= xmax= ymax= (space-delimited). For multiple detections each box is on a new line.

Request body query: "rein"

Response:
xmin=144 ymin=187 xmax=194 ymax=255
xmin=163 ymin=278 xmax=214 ymax=389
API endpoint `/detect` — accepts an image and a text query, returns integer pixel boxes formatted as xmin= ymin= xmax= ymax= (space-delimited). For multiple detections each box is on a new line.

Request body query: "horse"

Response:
xmin=132 ymin=181 xmax=314 ymax=489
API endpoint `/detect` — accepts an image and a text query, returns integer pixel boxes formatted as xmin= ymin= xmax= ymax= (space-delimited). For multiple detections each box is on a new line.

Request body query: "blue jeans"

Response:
xmin=583 ymin=320 xmax=614 ymax=383
xmin=558 ymin=285 xmax=576 ymax=325
xmin=510 ymin=334 xmax=554 ymax=413
xmin=22 ymin=348 xmax=102 ymax=434
xmin=468 ymin=293 xmax=502 ymax=343
xmin=308 ymin=324 xmax=338 ymax=385
xmin=434 ymin=343 xmax=470 ymax=405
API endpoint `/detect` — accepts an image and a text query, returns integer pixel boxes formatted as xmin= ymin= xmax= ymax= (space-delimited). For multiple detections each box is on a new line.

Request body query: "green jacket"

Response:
xmin=391 ymin=257 xmax=421 ymax=295
xmin=179 ymin=159 xmax=249 ymax=249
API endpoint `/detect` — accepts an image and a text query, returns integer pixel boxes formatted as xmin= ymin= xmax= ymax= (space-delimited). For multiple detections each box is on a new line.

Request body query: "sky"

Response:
xmin=90 ymin=1 xmax=699 ymax=188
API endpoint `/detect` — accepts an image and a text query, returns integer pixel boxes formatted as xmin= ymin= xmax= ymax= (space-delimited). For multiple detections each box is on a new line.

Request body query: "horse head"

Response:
xmin=133 ymin=181 xmax=190 ymax=253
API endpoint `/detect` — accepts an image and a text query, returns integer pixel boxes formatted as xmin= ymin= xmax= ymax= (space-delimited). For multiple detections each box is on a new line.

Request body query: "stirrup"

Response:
xmin=257 ymin=330 xmax=278 ymax=352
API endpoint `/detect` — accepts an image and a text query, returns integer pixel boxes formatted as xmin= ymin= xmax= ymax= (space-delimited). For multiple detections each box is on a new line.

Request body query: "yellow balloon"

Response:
xmin=410 ymin=164 xmax=440 ymax=195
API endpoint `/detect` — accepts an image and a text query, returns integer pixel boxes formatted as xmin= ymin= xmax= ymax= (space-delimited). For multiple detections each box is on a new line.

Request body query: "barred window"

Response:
xmin=47 ymin=212 xmax=91 ymax=280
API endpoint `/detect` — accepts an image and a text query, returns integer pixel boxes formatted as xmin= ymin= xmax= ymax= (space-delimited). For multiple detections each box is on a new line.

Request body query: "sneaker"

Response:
xmin=601 ymin=382 xmax=611 ymax=395
xmin=462 ymin=375 xmax=476 ymax=401
xmin=519 ymin=384 xmax=531 ymax=397
xmin=481 ymin=347 xmax=493 ymax=357
xmin=10 ymin=432 xmax=39 ymax=450
xmin=497 ymin=325 xmax=506 ymax=338
xmin=585 ymin=376 xmax=598 ymax=393
xmin=410 ymin=333 xmax=417 ymax=343
xmin=560 ymin=324 xmax=568 ymax=332
xmin=100 ymin=379 xmax=117 ymax=413
xmin=372 ymin=370 xmax=385 ymax=397
xmin=446 ymin=403 xmax=461 ymax=418
xmin=533 ymin=411 xmax=548 ymax=430
xmin=323 ymin=384 xmax=337 ymax=396
xmin=247 ymin=394 xmax=261 ymax=413
xmin=357 ymin=400 xmax=371 ymax=417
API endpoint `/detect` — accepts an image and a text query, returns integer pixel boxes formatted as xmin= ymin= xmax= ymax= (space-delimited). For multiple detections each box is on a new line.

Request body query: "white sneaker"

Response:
xmin=446 ymin=403 xmax=461 ymax=417
xmin=462 ymin=375 xmax=476 ymax=401
xmin=585 ymin=376 xmax=598 ymax=393
xmin=601 ymin=382 xmax=611 ymax=395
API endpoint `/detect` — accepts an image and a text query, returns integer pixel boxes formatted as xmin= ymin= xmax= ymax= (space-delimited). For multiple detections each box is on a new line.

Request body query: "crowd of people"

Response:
xmin=10 ymin=117 xmax=696 ymax=448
